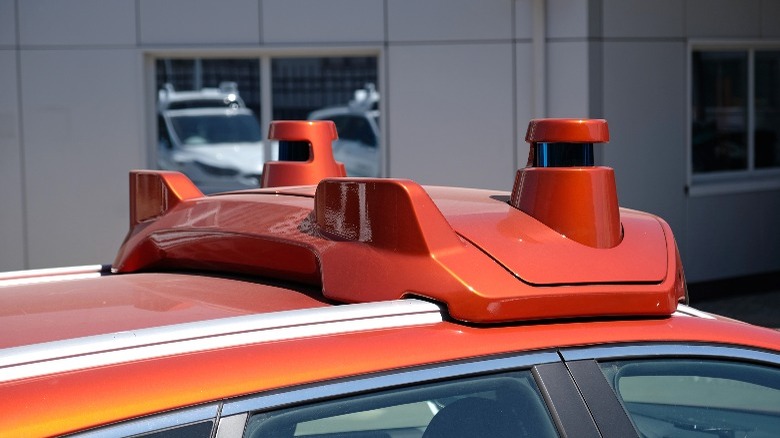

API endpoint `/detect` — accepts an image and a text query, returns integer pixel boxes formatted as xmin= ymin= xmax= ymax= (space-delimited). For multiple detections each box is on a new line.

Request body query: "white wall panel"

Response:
xmin=686 ymin=193 xmax=765 ymax=281
xmin=387 ymin=0 xmax=513 ymax=42
xmin=387 ymin=43 xmax=515 ymax=190
xmin=0 ymin=0 xmax=16 ymax=46
xmin=515 ymin=0 xmax=534 ymax=40
xmin=139 ymin=0 xmax=260 ymax=44
xmin=515 ymin=43 xmax=533 ymax=168
xmin=0 ymin=51 xmax=25 ymax=271
xmin=546 ymin=41 xmax=590 ymax=117
xmin=19 ymin=0 xmax=136 ymax=46
xmin=603 ymin=0 xmax=684 ymax=38
xmin=546 ymin=0 xmax=589 ymax=39
xmin=685 ymin=0 xmax=761 ymax=38
xmin=262 ymin=0 xmax=383 ymax=44
xmin=20 ymin=50 xmax=144 ymax=268
xmin=601 ymin=41 xmax=688 ymax=269
xmin=761 ymin=0 xmax=780 ymax=37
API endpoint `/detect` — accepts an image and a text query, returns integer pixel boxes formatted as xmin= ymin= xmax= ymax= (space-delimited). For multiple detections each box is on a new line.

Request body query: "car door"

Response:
xmin=562 ymin=343 xmax=780 ymax=438
xmin=212 ymin=351 xmax=599 ymax=438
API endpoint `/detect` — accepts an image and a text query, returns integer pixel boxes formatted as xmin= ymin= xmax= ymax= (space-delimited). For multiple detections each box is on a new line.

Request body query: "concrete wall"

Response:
xmin=0 ymin=0 xmax=535 ymax=270
xmin=547 ymin=0 xmax=780 ymax=282
xmin=2 ymin=0 xmax=780 ymax=283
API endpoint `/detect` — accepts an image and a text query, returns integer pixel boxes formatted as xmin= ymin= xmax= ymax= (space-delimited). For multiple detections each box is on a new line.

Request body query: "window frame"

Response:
xmin=688 ymin=41 xmax=780 ymax=196
xmin=69 ymin=403 xmax=219 ymax=438
xmin=565 ymin=343 xmax=780 ymax=438
xmin=142 ymin=47 xmax=386 ymax=180
xmin=214 ymin=350 xmax=603 ymax=438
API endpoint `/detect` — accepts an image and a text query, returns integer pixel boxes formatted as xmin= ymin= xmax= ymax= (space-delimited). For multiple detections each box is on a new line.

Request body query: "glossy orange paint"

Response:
xmin=0 ymin=273 xmax=328 ymax=348
xmin=510 ymin=167 xmax=621 ymax=248
xmin=130 ymin=170 xmax=203 ymax=225
xmin=430 ymin=187 xmax=671 ymax=285
xmin=513 ymin=118 xmax=620 ymax=248
xmin=261 ymin=120 xmax=346 ymax=188
xmin=525 ymin=118 xmax=609 ymax=143
xmin=114 ymin=171 xmax=684 ymax=322
xmin=2 ymin=314 xmax=778 ymax=437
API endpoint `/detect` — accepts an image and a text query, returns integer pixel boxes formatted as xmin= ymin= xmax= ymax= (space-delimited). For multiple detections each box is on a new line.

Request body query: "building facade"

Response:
xmin=1 ymin=0 xmax=779 ymax=282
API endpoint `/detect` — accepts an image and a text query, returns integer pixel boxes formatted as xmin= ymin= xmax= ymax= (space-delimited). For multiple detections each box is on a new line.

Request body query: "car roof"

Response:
xmin=0 ymin=272 xmax=330 ymax=349
xmin=2 ymin=118 xmax=779 ymax=437
xmin=3 ymin=307 xmax=778 ymax=437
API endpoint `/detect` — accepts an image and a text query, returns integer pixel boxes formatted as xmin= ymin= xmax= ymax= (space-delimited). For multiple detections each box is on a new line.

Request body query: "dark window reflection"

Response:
xmin=756 ymin=51 xmax=780 ymax=169
xmin=271 ymin=57 xmax=377 ymax=120
xmin=692 ymin=51 xmax=748 ymax=173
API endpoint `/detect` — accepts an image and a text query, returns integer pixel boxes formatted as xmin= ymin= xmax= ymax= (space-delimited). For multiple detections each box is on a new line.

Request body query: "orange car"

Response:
xmin=2 ymin=119 xmax=779 ymax=438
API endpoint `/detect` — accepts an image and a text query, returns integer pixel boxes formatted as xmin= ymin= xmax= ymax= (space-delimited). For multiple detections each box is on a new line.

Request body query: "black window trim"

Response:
xmin=562 ymin=342 xmax=780 ymax=438
xmin=561 ymin=342 xmax=780 ymax=365
xmin=215 ymin=351 xmax=564 ymax=437
xmin=70 ymin=403 xmax=219 ymax=438
xmin=220 ymin=351 xmax=560 ymax=417
xmin=687 ymin=42 xmax=780 ymax=196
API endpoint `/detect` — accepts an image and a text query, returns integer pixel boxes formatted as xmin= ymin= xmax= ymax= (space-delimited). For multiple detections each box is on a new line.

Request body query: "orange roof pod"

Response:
xmin=261 ymin=120 xmax=346 ymax=188
xmin=511 ymin=119 xmax=619 ymax=248
xmin=113 ymin=119 xmax=687 ymax=323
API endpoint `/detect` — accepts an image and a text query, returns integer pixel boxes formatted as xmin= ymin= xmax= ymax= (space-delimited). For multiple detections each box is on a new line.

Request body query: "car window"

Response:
xmin=131 ymin=421 xmax=214 ymax=438
xmin=69 ymin=404 xmax=218 ymax=438
xmin=243 ymin=371 xmax=558 ymax=438
xmin=169 ymin=113 xmax=262 ymax=145
xmin=600 ymin=359 xmax=780 ymax=437
xmin=329 ymin=115 xmax=377 ymax=147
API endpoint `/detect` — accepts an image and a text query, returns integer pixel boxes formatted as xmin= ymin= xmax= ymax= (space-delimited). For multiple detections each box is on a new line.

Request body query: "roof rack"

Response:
xmin=114 ymin=119 xmax=687 ymax=323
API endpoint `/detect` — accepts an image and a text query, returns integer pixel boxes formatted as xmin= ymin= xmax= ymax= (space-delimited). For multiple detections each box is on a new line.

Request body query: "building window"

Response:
xmin=691 ymin=48 xmax=780 ymax=180
xmin=153 ymin=55 xmax=380 ymax=193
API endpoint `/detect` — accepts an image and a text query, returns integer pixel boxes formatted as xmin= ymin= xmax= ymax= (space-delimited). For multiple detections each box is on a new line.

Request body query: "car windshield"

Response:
xmin=166 ymin=99 xmax=236 ymax=110
xmin=170 ymin=113 xmax=263 ymax=145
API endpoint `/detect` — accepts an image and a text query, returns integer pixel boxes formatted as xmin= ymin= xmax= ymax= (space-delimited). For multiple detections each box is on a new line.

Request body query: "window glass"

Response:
xmin=132 ymin=420 xmax=213 ymax=438
xmin=156 ymin=59 xmax=261 ymax=117
xmin=756 ymin=51 xmax=780 ymax=169
xmin=153 ymin=55 xmax=381 ymax=191
xmin=271 ymin=57 xmax=377 ymax=120
xmin=329 ymin=115 xmax=377 ymax=147
xmin=155 ymin=58 xmax=264 ymax=193
xmin=243 ymin=371 xmax=558 ymax=438
xmin=71 ymin=404 xmax=218 ymax=438
xmin=692 ymin=51 xmax=748 ymax=173
xmin=273 ymin=57 xmax=381 ymax=177
xmin=169 ymin=112 xmax=262 ymax=146
xmin=600 ymin=359 xmax=780 ymax=437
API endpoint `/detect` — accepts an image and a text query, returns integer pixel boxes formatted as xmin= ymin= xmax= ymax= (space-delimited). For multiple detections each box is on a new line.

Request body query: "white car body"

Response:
xmin=308 ymin=85 xmax=381 ymax=177
xmin=158 ymin=107 xmax=276 ymax=193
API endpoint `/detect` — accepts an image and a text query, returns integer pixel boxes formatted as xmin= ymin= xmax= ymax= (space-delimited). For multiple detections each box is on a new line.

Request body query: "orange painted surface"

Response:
xmin=113 ymin=174 xmax=684 ymax=323
xmin=525 ymin=118 xmax=609 ymax=143
xmin=510 ymin=167 xmax=622 ymax=248
xmin=2 ymin=315 xmax=778 ymax=436
xmin=0 ymin=273 xmax=328 ymax=348
xmin=262 ymin=120 xmax=346 ymax=188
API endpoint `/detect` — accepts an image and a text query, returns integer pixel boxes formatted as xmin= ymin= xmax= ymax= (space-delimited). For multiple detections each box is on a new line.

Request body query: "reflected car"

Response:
xmin=1 ymin=119 xmax=780 ymax=438
xmin=158 ymin=107 xmax=275 ymax=193
xmin=308 ymin=85 xmax=380 ymax=177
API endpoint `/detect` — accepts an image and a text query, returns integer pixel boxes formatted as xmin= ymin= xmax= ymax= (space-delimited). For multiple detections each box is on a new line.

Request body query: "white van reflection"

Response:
xmin=157 ymin=83 xmax=274 ymax=193
xmin=308 ymin=84 xmax=380 ymax=177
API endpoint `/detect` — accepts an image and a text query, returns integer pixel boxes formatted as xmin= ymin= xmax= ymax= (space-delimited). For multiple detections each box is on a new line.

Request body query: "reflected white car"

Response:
xmin=158 ymin=107 xmax=276 ymax=193
xmin=308 ymin=103 xmax=380 ymax=177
